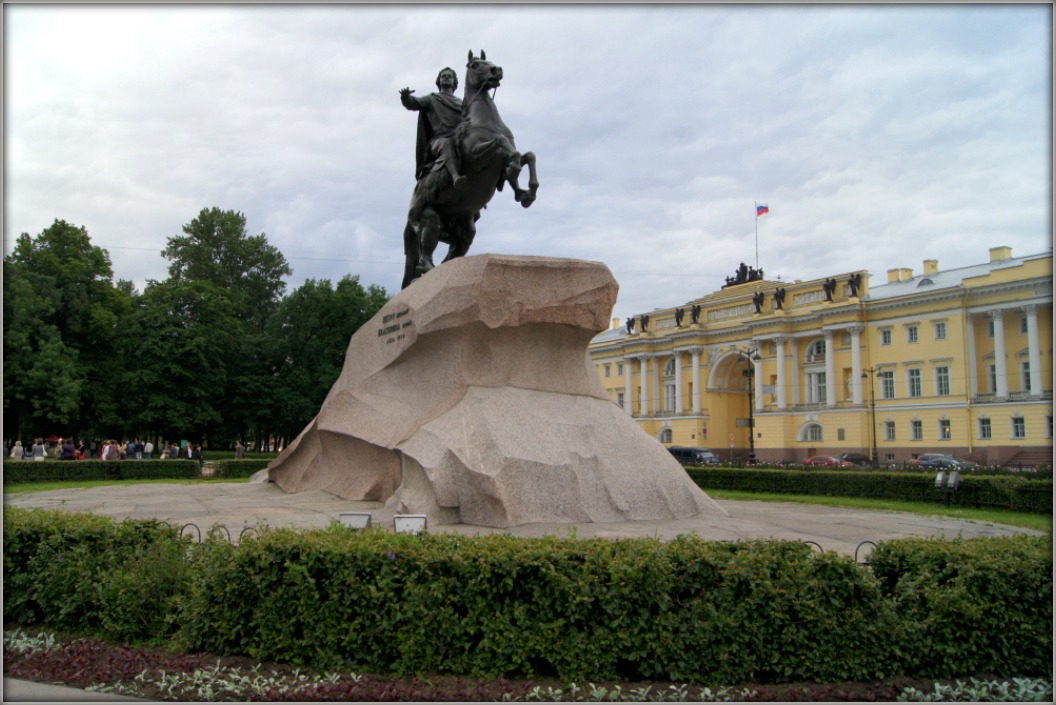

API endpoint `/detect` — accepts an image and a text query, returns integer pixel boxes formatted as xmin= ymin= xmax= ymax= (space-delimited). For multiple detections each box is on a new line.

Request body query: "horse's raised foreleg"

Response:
xmin=504 ymin=151 xmax=538 ymax=208
xmin=518 ymin=152 xmax=538 ymax=208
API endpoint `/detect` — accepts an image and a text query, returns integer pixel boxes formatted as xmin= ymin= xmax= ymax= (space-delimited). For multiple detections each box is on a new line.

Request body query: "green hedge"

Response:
xmin=686 ymin=467 xmax=1052 ymax=514
xmin=4 ymin=508 xmax=1051 ymax=684
xmin=2 ymin=459 xmax=200 ymax=484
xmin=211 ymin=459 xmax=272 ymax=479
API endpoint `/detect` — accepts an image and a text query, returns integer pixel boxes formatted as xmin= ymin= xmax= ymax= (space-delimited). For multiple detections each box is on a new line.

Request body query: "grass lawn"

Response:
xmin=705 ymin=488 xmax=1052 ymax=533
xmin=3 ymin=477 xmax=242 ymax=495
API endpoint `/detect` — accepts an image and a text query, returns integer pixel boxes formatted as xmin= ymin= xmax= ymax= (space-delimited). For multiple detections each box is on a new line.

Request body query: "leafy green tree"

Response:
xmin=119 ymin=279 xmax=239 ymax=442
xmin=3 ymin=220 xmax=131 ymax=440
xmin=264 ymin=275 xmax=389 ymax=443
xmin=162 ymin=208 xmax=291 ymax=328
xmin=158 ymin=208 xmax=293 ymax=447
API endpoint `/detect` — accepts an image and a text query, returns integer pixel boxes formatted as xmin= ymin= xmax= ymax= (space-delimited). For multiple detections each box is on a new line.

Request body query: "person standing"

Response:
xmin=235 ymin=440 xmax=246 ymax=459
xmin=60 ymin=439 xmax=75 ymax=460
xmin=9 ymin=440 xmax=25 ymax=460
xmin=31 ymin=438 xmax=46 ymax=461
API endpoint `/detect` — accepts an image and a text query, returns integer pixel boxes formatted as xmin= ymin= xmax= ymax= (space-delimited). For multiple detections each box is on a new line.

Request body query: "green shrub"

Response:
xmin=3 ymin=507 xmax=189 ymax=636
xmin=211 ymin=459 xmax=272 ymax=478
xmin=4 ymin=509 xmax=1052 ymax=684
xmin=686 ymin=468 xmax=1052 ymax=513
xmin=870 ymin=535 xmax=1053 ymax=678
xmin=2 ymin=459 xmax=200 ymax=484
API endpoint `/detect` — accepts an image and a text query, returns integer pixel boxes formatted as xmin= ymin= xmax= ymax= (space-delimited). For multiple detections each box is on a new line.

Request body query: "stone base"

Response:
xmin=266 ymin=254 xmax=725 ymax=528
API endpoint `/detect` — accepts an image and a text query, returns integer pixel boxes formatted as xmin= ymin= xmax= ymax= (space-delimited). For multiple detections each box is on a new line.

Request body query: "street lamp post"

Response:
xmin=740 ymin=348 xmax=762 ymax=465
xmin=861 ymin=367 xmax=879 ymax=468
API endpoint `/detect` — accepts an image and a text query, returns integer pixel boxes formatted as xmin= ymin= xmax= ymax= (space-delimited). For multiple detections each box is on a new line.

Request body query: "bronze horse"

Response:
xmin=402 ymin=51 xmax=539 ymax=288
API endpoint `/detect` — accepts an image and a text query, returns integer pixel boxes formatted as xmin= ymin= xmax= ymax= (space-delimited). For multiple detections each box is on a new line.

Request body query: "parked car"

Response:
xmin=839 ymin=453 xmax=872 ymax=466
xmin=668 ymin=446 xmax=720 ymax=466
xmin=951 ymin=457 xmax=980 ymax=470
xmin=803 ymin=455 xmax=854 ymax=467
xmin=918 ymin=456 xmax=964 ymax=470
xmin=909 ymin=453 xmax=951 ymax=467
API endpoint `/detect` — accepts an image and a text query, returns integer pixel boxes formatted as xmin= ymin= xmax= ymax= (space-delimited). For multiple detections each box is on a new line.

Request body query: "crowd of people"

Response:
xmin=6 ymin=437 xmax=210 ymax=468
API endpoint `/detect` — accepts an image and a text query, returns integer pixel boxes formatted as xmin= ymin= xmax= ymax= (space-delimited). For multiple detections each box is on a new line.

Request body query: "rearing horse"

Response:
xmin=401 ymin=50 xmax=539 ymax=288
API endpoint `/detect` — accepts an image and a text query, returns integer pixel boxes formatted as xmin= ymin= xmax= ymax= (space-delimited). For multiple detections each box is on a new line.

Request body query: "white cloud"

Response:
xmin=5 ymin=4 xmax=1051 ymax=320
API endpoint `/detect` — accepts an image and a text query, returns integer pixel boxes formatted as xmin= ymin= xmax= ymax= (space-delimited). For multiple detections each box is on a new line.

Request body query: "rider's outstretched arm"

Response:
xmin=400 ymin=88 xmax=427 ymax=111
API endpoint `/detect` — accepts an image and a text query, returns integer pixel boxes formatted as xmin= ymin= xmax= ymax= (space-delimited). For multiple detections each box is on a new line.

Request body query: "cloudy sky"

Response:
xmin=5 ymin=3 xmax=1052 ymax=322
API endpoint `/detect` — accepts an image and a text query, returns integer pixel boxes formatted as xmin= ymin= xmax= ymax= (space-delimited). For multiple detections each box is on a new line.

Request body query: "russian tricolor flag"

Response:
xmin=756 ymin=203 xmax=769 ymax=217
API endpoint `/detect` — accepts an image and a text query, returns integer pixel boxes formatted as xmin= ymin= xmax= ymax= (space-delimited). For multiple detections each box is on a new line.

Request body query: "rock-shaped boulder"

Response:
xmin=266 ymin=254 xmax=725 ymax=527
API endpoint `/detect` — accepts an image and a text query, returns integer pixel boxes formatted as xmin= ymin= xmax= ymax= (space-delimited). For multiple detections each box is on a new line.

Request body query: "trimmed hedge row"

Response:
xmin=2 ymin=459 xmax=200 ymax=484
xmin=4 ymin=507 xmax=1051 ymax=684
xmin=686 ymin=467 xmax=1052 ymax=514
xmin=211 ymin=459 xmax=272 ymax=479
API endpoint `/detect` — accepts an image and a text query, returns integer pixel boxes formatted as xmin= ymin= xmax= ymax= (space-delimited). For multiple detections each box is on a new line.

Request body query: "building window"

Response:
xmin=1020 ymin=317 xmax=1029 ymax=334
xmin=934 ymin=321 xmax=947 ymax=340
xmin=1012 ymin=417 xmax=1026 ymax=439
xmin=806 ymin=424 xmax=823 ymax=442
xmin=935 ymin=366 xmax=950 ymax=396
xmin=988 ymin=364 xmax=998 ymax=394
xmin=660 ymin=428 xmax=672 ymax=443
xmin=884 ymin=421 xmax=896 ymax=441
xmin=806 ymin=339 xmax=826 ymax=361
xmin=908 ymin=369 xmax=922 ymax=398
xmin=664 ymin=383 xmax=676 ymax=412
xmin=1021 ymin=361 xmax=1031 ymax=393
xmin=907 ymin=325 xmax=919 ymax=343
xmin=617 ymin=363 xmax=623 ymax=376
xmin=617 ymin=392 xmax=625 ymax=409
xmin=979 ymin=418 xmax=992 ymax=440
xmin=911 ymin=420 xmax=923 ymax=441
xmin=664 ymin=358 xmax=676 ymax=375
xmin=1047 ymin=416 xmax=1053 ymax=439
xmin=987 ymin=320 xmax=994 ymax=337
xmin=880 ymin=329 xmax=892 ymax=346
xmin=604 ymin=364 xmax=611 ymax=378
xmin=939 ymin=419 xmax=952 ymax=440
xmin=879 ymin=370 xmax=895 ymax=399
xmin=807 ymin=372 xmax=826 ymax=404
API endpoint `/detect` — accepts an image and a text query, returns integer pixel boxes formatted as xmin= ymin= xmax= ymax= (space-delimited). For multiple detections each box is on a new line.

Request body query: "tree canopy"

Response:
xmin=3 ymin=212 xmax=390 ymax=450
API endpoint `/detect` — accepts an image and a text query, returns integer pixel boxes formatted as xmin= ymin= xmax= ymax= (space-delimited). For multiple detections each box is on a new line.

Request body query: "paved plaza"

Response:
xmin=5 ymin=481 xmax=1042 ymax=557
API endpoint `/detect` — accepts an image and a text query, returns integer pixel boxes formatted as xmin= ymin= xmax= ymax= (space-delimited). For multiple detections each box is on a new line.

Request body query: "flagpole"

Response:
xmin=754 ymin=202 xmax=759 ymax=271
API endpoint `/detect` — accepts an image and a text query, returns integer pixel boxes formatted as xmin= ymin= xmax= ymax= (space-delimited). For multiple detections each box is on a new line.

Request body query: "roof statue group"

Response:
xmin=400 ymin=51 xmax=539 ymax=289
xmin=625 ymin=272 xmax=864 ymax=334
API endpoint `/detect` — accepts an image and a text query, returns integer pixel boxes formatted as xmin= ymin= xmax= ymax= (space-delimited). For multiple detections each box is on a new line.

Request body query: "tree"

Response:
xmin=158 ymin=208 xmax=297 ymax=447
xmin=263 ymin=275 xmax=389 ymax=443
xmin=119 ymin=279 xmax=239 ymax=442
xmin=3 ymin=220 xmax=131 ymax=440
xmin=162 ymin=208 xmax=291 ymax=329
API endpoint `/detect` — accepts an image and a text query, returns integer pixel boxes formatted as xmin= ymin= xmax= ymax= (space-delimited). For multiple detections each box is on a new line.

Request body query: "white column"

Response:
xmin=651 ymin=354 xmax=661 ymax=415
xmin=850 ymin=326 xmax=863 ymax=405
xmin=790 ymin=338 xmax=801 ymax=407
xmin=624 ymin=356 xmax=634 ymax=416
xmin=753 ymin=354 xmax=764 ymax=412
xmin=965 ymin=314 xmax=978 ymax=398
xmin=824 ymin=330 xmax=837 ymax=407
xmin=1024 ymin=305 xmax=1043 ymax=397
xmin=992 ymin=310 xmax=1008 ymax=399
xmin=639 ymin=356 xmax=649 ymax=416
xmin=775 ymin=338 xmax=788 ymax=409
xmin=674 ymin=351 xmax=684 ymax=414
xmin=691 ymin=348 xmax=702 ymax=414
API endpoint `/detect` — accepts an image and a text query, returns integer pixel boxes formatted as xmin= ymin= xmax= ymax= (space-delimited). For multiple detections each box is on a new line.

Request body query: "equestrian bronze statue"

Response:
xmin=400 ymin=50 xmax=539 ymax=289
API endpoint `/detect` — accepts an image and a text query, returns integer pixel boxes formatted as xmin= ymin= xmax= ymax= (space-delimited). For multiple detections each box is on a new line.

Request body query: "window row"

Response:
xmin=879 ymin=417 xmax=1046 ymax=441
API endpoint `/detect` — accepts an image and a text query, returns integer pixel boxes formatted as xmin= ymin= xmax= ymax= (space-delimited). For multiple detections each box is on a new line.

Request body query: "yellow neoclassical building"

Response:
xmin=590 ymin=246 xmax=1053 ymax=466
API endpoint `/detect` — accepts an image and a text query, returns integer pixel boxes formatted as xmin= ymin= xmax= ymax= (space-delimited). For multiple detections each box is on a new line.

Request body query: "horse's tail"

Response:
xmin=401 ymin=221 xmax=419 ymax=290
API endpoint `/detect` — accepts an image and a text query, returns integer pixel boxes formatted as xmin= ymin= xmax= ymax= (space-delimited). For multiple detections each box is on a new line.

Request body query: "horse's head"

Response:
xmin=466 ymin=50 xmax=502 ymax=92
